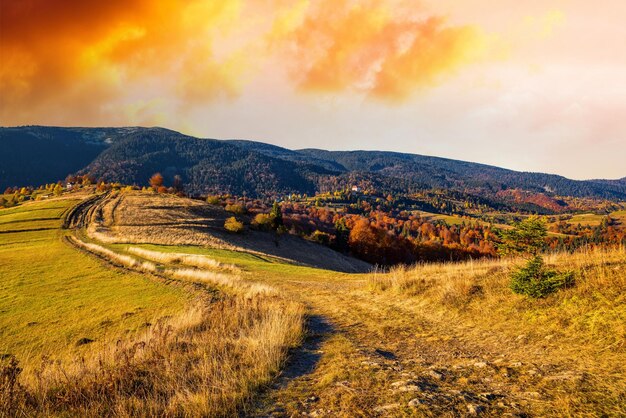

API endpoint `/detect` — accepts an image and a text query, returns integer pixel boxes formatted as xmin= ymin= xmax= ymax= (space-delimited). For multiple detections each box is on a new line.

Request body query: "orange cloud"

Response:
xmin=0 ymin=0 xmax=490 ymax=124
xmin=271 ymin=0 xmax=487 ymax=100
xmin=0 ymin=0 xmax=243 ymax=124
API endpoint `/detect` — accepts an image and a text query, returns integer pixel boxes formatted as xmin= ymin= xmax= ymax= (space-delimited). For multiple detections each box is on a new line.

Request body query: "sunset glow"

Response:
xmin=1 ymin=0 xmax=624 ymax=179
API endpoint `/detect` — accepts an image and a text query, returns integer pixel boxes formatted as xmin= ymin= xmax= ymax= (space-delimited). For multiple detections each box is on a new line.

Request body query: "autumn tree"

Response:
xmin=149 ymin=173 xmax=164 ymax=191
xmin=96 ymin=181 xmax=109 ymax=193
xmin=349 ymin=219 xmax=380 ymax=263
xmin=206 ymin=195 xmax=220 ymax=205
xmin=252 ymin=213 xmax=272 ymax=231
xmin=225 ymin=203 xmax=246 ymax=215
xmin=224 ymin=217 xmax=244 ymax=233
xmin=81 ymin=175 xmax=95 ymax=186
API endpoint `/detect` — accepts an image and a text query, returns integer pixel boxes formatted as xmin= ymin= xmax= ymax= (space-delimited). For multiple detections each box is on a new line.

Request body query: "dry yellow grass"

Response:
xmin=249 ymin=247 xmax=624 ymax=416
xmin=366 ymin=246 xmax=626 ymax=416
xmin=126 ymin=246 xmax=240 ymax=273
xmin=70 ymin=237 xmax=273 ymax=297
xmin=84 ymin=192 xmax=237 ymax=249
xmin=86 ymin=192 xmax=369 ymax=272
xmin=1 ymin=235 xmax=305 ymax=417
xmin=368 ymin=247 xmax=626 ymax=353
xmin=70 ymin=237 xmax=159 ymax=273
xmin=3 ymin=296 xmax=304 ymax=417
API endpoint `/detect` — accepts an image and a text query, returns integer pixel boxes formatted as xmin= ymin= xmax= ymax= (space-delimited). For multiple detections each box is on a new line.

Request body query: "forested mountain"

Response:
xmin=0 ymin=126 xmax=129 ymax=190
xmin=226 ymin=141 xmax=626 ymax=199
xmin=1 ymin=126 xmax=625 ymax=201
xmin=82 ymin=129 xmax=322 ymax=196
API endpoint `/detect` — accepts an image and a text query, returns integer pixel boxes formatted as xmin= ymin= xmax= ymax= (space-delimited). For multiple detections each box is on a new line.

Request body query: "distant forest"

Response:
xmin=1 ymin=126 xmax=625 ymax=205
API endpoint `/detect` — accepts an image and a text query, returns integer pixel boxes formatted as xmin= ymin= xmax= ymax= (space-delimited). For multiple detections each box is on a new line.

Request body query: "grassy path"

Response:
xmin=253 ymin=273 xmax=621 ymax=417
xmin=253 ymin=278 xmax=516 ymax=417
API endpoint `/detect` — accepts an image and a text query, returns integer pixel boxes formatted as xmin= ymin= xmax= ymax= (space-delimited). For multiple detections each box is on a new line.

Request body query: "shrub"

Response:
xmin=310 ymin=230 xmax=331 ymax=245
xmin=225 ymin=204 xmax=246 ymax=215
xmin=206 ymin=195 xmax=220 ymax=205
xmin=224 ymin=217 xmax=244 ymax=233
xmin=510 ymin=255 xmax=575 ymax=298
xmin=149 ymin=173 xmax=164 ymax=190
xmin=252 ymin=213 xmax=272 ymax=230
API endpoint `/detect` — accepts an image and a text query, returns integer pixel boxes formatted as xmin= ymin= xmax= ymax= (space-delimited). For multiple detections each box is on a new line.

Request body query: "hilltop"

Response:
xmin=1 ymin=126 xmax=625 ymax=205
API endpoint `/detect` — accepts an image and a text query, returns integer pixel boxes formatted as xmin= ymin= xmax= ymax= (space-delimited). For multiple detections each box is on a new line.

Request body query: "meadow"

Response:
xmin=252 ymin=246 xmax=626 ymax=417
xmin=2 ymin=192 xmax=625 ymax=417
xmin=0 ymin=197 xmax=189 ymax=367
xmin=564 ymin=210 xmax=626 ymax=226
xmin=0 ymin=194 xmax=304 ymax=417
xmin=106 ymin=237 xmax=626 ymax=415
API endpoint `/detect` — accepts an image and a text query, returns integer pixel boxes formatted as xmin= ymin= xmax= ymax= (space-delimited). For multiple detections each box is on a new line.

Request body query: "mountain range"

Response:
xmin=1 ymin=126 xmax=625 ymax=202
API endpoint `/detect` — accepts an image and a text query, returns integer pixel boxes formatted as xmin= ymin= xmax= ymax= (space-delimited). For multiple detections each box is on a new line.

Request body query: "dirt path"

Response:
xmin=63 ymin=192 xmax=110 ymax=229
xmin=252 ymin=277 xmax=591 ymax=417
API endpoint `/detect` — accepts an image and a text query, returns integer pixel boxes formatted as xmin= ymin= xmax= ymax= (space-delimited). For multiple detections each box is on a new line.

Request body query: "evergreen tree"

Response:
xmin=497 ymin=216 xmax=546 ymax=257
xmin=269 ymin=201 xmax=283 ymax=231
xmin=334 ymin=218 xmax=350 ymax=252
xmin=499 ymin=216 xmax=573 ymax=298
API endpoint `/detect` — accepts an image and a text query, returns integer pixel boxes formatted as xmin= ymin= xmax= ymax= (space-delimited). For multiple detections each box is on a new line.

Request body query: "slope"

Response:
xmin=0 ymin=193 xmax=189 ymax=366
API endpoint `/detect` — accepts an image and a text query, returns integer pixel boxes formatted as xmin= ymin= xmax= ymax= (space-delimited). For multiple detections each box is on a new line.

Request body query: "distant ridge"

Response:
xmin=1 ymin=126 xmax=625 ymax=201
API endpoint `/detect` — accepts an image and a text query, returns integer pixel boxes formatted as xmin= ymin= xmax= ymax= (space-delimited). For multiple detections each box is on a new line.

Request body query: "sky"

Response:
xmin=1 ymin=0 xmax=624 ymax=180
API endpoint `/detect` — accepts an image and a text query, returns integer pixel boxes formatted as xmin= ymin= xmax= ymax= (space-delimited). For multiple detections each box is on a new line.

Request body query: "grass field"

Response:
xmin=365 ymin=248 xmax=626 ymax=416
xmin=565 ymin=213 xmax=606 ymax=226
xmin=551 ymin=209 xmax=626 ymax=227
xmin=110 ymin=241 xmax=626 ymax=416
xmin=0 ymin=198 xmax=190 ymax=368
xmin=1 ymin=196 xmax=305 ymax=417
xmin=415 ymin=209 xmax=514 ymax=230
xmin=414 ymin=210 xmax=472 ymax=226
xmin=2 ymin=193 xmax=624 ymax=417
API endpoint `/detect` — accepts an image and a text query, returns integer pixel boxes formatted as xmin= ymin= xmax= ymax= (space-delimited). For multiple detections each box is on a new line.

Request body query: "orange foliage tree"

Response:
xmin=149 ymin=173 xmax=164 ymax=191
